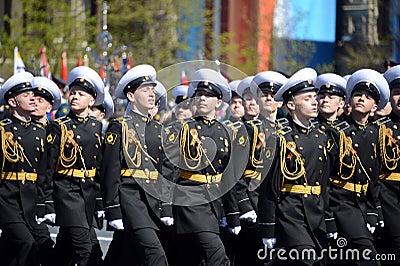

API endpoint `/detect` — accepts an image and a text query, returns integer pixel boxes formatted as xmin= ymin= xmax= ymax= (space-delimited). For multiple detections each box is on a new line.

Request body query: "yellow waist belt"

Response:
xmin=281 ymin=183 xmax=321 ymax=196
xmin=57 ymin=168 xmax=96 ymax=179
xmin=121 ymin=169 xmax=158 ymax=180
xmin=180 ymin=170 xmax=222 ymax=183
xmin=330 ymin=178 xmax=368 ymax=194
xmin=379 ymin=173 xmax=400 ymax=182
xmin=1 ymin=172 xmax=37 ymax=182
xmin=243 ymin=170 xmax=261 ymax=180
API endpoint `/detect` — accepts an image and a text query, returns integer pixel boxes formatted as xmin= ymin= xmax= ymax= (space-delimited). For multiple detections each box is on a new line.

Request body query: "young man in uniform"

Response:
xmin=164 ymin=68 xmax=248 ymax=265
xmin=0 ymin=72 xmax=48 ymax=265
xmin=258 ymin=68 xmax=333 ymax=265
xmin=328 ymin=69 xmax=389 ymax=265
xmin=101 ymin=64 xmax=173 ymax=265
xmin=41 ymin=66 xmax=105 ymax=266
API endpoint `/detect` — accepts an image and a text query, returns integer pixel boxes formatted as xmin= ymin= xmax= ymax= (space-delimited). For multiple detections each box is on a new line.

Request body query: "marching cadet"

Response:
xmin=328 ymin=69 xmax=389 ymax=265
xmin=375 ymin=65 xmax=400 ymax=263
xmin=250 ymin=71 xmax=288 ymax=128
xmin=41 ymin=66 xmax=105 ymax=266
xmin=161 ymin=84 xmax=193 ymax=124
xmin=315 ymin=73 xmax=347 ymax=130
xmin=149 ymin=80 xmax=168 ymax=121
xmin=101 ymin=64 xmax=174 ymax=265
xmin=163 ymin=68 xmax=248 ymax=266
xmin=0 ymin=72 xmax=47 ymax=266
xmin=227 ymin=80 xmax=245 ymax=122
xmin=30 ymin=76 xmax=62 ymax=266
xmin=258 ymin=68 xmax=333 ymax=265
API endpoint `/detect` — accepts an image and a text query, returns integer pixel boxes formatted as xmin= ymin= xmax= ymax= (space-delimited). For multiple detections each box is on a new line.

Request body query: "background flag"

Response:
xmin=61 ymin=51 xmax=68 ymax=82
xmin=14 ymin=46 xmax=26 ymax=74
xmin=180 ymin=70 xmax=188 ymax=85
xmin=39 ymin=46 xmax=51 ymax=78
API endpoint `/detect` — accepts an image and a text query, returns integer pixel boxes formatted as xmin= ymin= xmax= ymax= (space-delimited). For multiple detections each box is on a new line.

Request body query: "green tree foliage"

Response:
xmin=0 ymin=0 xmax=97 ymax=77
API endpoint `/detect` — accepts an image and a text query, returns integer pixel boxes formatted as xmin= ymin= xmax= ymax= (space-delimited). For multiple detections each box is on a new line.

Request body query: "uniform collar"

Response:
xmin=12 ymin=115 xmax=31 ymax=127
xmin=130 ymin=110 xmax=152 ymax=124
xmin=290 ymin=116 xmax=313 ymax=134
xmin=68 ymin=112 xmax=90 ymax=123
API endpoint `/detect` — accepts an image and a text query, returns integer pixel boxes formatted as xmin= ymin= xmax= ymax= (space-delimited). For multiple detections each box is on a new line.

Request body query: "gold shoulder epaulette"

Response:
xmin=275 ymin=125 xmax=292 ymax=136
xmin=373 ymin=116 xmax=391 ymax=126
xmin=245 ymin=119 xmax=262 ymax=127
xmin=54 ymin=116 xmax=71 ymax=125
xmin=333 ymin=120 xmax=349 ymax=132
xmin=0 ymin=118 xmax=12 ymax=126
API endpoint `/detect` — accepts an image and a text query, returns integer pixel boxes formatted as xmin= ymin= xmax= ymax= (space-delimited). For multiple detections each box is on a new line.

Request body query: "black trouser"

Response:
xmin=176 ymin=231 xmax=230 ymax=266
xmin=54 ymin=226 xmax=92 ymax=266
xmin=127 ymin=227 xmax=168 ymax=266
xmin=235 ymin=221 xmax=265 ymax=266
xmin=0 ymin=222 xmax=38 ymax=266
xmin=269 ymin=245 xmax=322 ymax=266
xmin=104 ymin=230 xmax=131 ymax=266
xmin=31 ymin=222 xmax=55 ymax=266
xmin=87 ymin=227 xmax=103 ymax=266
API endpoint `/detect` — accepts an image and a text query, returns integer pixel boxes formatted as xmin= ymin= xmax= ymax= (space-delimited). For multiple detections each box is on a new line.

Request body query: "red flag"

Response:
xmin=180 ymin=70 xmax=188 ymax=85
xmin=99 ymin=64 xmax=105 ymax=81
xmin=127 ymin=53 xmax=134 ymax=71
xmin=39 ymin=46 xmax=51 ymax=78
xmin=77 ymin=54 xmax=83 ymax=66
xmin=114 ymin=56 xmax=120 ymax=73
xmin=61 ymin=51 xmax=68 ymax=82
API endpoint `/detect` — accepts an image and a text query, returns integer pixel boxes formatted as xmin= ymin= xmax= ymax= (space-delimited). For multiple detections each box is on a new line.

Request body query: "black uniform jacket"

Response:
xmin=101 ymin=111 xmax=176 ymax=230
xmin=44 ymin=112 xmax=103 ymax=229
xmin=328 ymin=116 xmax=381 ymax=241
xmin=0 ymin=116 xmax=46 ymax=230
xmin=258 ymin=116 xmax=333 ymax=249
xmin=164 ymin=116 xmax=249 ymax=234
xmin=377 ymin=113 xmax=400 ymax=237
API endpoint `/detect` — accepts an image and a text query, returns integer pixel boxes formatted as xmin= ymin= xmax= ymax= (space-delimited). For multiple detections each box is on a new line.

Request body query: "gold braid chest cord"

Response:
xmin=279 ymin=136 xmax=306 ymax=182
xmin=1 ymin=126 xmax=32 ymax=171
xmin=58 ymin=123 xmax=88 ymax=171
xmin=250 ymin=124 xmax=265 ymax=168
xmin=338 ymin=130 xmax=371 ymax=181
xmin=121 ymin=121 xmax=157 ymax=168
xmin=179 ymin=122 xmax=217 ymax=174
xmin=379 ymin=124 xmax=400 ymax=170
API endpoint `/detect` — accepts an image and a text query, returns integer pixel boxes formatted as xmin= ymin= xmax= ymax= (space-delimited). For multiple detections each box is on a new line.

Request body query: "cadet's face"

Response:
xmin=390 ymin=88 xmax=400 ymax=116
xmin=290 ymin=91 xmax=318 ymax=119
xmin=10 ymin=90 xmax=36 ymax=112
xmin=175 ymin=101 xmax=193 ymax=120
xmin=317 ymin=92 xmax=345 ymax=115
xmin=243 ymin=92 xmax=260 ymax=117
xmin=68 ymin=86 xmax=95 ymax=113
xmin=194 ymin=91 xmax=222 ymax=117
xmin=31 ymin=96 xmax=52 ymax=118
xmin=350 ymin=89 xmax=377 ymax=114
xmin=229 ymin=97 xmax=245 ymax=119
xmin=129 ymin=84 xmax=155 ymax=112
xmin=258 ymin=91 xmax=281 ymax=114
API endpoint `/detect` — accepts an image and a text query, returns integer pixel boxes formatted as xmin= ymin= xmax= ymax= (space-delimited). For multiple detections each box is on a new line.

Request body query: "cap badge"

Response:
xmin=326 ymin=84 xmax=331 ymax=88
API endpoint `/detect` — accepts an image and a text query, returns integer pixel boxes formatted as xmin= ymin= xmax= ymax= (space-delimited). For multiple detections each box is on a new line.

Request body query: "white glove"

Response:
xmin=239 ymin=210 xmax=257 ymax=223
xmin=37 ymin=213 xmax=56 ymax=224
xmin=327 ymin=232 xmax=338 ymax=239
xmin=262 ymin=238 xmax=276 ymax=249
xmin=0 ymin=229 xmax=2 ymax=237
xmin=96 ymin=210 xmax=105 ymax=218
xmin=367 ymin=223 xmax=375 ymax=234
xmin=109 ymin=219 xmax=124 ymax=230
xmin=228 ymin=226 xmax=241 ymax=235
xmin=219 ymin=217 xmax=228 ymax=227
xmin=377 ymin=220 xmax=384 ymax=228
xmin=161 ymin=217 xmax=174 ymax=226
